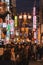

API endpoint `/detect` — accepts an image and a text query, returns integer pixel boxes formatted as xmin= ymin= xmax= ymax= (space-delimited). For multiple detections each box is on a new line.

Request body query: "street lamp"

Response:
xmin=23 ymin=13 xmax=27 ymax=21
xmin=19 ymin=14 xmax=22 ymax=20
xmin=28 ymin=14 xmax=32 ymax=19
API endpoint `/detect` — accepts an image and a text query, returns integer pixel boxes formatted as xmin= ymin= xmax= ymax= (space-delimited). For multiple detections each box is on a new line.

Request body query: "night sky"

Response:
xmin=16 ymin=0 xmax=40 ymax=14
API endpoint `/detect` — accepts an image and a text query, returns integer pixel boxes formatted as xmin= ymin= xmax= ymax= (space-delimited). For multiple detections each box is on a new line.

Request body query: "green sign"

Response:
xmin=7 ymin=24 xmax=11 ymax=31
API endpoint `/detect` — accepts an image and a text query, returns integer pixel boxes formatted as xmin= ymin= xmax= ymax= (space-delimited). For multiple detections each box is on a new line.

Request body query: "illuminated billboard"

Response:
xmin=14 ymin=16 xmax=18 ymax=27
xmin=2 ymin=23 xmax=7 ymax=28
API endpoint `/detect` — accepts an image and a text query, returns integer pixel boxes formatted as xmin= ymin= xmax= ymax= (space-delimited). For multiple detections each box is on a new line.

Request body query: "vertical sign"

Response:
xmin=33 ymin=7 xmax=37 ymax=43
xmin=9 ymin=19 xmax=14 ymax=38
xmin=6 ymin=20 xmax=10 ymax=43
xmin=33 ymin=7 xmax=37 ymax=31
xmin=6 ymin=20 xmax=11 ymax=33
xmin=5 ymin=0 xmax=10 ymax=43
xmin=14 ymin=16 xmax=18 ymax=27
xmin=10 ymin=19 xmax=14 ymax=33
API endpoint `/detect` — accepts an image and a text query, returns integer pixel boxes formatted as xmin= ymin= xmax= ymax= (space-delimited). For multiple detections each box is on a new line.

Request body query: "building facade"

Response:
xmin=1 ymin=0 xmax=16 ymax=17
xmin=10 ymin=0 xmax=16 ymax=19
xmin=39 ymin=0 xmax=43 ymax=44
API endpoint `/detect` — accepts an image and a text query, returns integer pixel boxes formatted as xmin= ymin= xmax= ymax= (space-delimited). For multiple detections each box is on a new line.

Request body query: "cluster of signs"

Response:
xmin=0 ymin=15 xmax=18 ymax=44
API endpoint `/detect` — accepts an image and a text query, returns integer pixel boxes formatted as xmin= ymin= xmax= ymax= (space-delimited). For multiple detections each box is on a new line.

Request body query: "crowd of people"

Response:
xmin=0 ymin=42 xmax=43 ymax=65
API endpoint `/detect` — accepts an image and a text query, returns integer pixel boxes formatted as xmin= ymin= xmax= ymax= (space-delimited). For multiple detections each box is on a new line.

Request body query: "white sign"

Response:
xmin=5 ymin=0 xmax=10 ymax=5
xmin=33 ymin=16 xmax=37 ymax=25
xmin=33 ymin=7 xmax=36 ymax=16
xmin=33 ymin=24 xmax=36 ymax=29
xmin=34 ymin=32 xmax=37 ymax=39
xmin=3 ymin=23 xmax=7 ymax=28
xmin=9 ymin=19 xmax=14 ymax=33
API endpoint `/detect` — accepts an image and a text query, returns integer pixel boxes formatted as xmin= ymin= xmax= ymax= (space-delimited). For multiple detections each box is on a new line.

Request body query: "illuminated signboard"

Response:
xmin=33 ymin=16 xmax=37 ymax=25
xmin=33 ymin=16 xmax=37 ymax=30
xmin=3 ymin=23 xmax=7 ymax=28
xmin=33 ymin=7 xmax=37 ymax=43
xmin=6 ymin=23 xmax=10 ymax=38
xmin=33 ymin=7 xmax=37 ymax=30
xmin=7 ymin=24 xmax=11 ymax=32
xmin=34 ymin=32 xmax=37 ymax=39
xmin=33 ymin=7 xmax=36 ymax=16
xmin=14 ymin=16 xmax=18 ymax=27
xmin=9 ymin=19 xmax=14 ymax=32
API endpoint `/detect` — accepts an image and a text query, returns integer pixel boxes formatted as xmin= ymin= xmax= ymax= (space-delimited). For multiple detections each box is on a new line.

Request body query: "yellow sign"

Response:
xmin=14 ymin=16 xmax=18 ymax=27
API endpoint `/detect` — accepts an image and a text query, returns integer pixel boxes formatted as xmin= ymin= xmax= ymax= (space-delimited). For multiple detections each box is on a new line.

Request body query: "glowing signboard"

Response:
xmin=3 ymin=23 xmax=7 ymax=28
xmin=14 ymin=16 xmax=18 ymax=27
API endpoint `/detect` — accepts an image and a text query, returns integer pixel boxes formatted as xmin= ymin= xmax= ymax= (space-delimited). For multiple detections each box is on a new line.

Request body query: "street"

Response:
xmin=29 ymin=60 xmax=43 ymax=65
xmin=0 ymin=60 xmax=43 ymax=65
xmin=0 ymin=0 xmax=43 ymax=65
